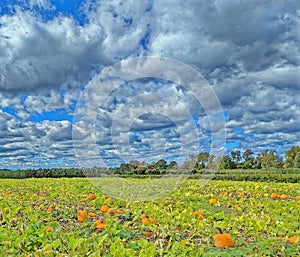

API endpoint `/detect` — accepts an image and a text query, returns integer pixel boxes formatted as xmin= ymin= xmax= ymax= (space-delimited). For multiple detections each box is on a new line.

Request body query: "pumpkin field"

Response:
xmin=0 ymin=177 xmax=299 ymax=256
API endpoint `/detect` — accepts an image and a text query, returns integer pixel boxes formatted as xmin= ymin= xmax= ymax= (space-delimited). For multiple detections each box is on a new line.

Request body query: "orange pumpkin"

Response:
xmin=142 ymin=218 xmax=149 ymax=225
xmin=209 ymin=198 xmax=217 ymax=204
xmin=88 ymin=212 xmax=97 ymax=217
xmin=289 ymin=236 xmax=299 ymax=244
xmin=46 ymin=207 xmax=53 ymax=214
xmin=77 ymin=210 xmax=88 ymax=222
xmin=149 ymin=218 xmax=155 ymax=224
xmin=140 ymin=214 xmax=147 ymax=219
xmin=214 ymin=233 xmax=234 ymax=248
xmin=280 ymin=194 xmax=288 ymax=199
xmin=115 ymin=209 xmax=123 ymax=214
xmin=144 ymin=230 xmax=152 ymax=236
xmin=193 ymin=210 xmax=202 ymax=215
xmin=96 ymin=223 xmax=105 ymax=231
xmin=219 ymin=192 xmax=229 ymax=197
xmin=107 ymin=208 xmax=115 ymax=214
xmin=100 ymin=205 xmax=109 ymax=213
xmin=45 ymin=226 xmax=53 ymax=234
xmin=89 ymin=194 xmax=96 ymax=200
xmin=193 ymin=210 xmax=204 ymax=220
xmin=95 ymin=220 xmax=103 ymax=226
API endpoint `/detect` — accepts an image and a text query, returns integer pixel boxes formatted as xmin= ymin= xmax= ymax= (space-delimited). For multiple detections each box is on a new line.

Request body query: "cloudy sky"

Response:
xmin=0 ymin=0 xmax=299 ymax=169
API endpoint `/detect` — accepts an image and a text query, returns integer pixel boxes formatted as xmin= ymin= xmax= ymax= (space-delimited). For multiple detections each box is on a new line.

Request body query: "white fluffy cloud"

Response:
xmin=0 ymin=110 xmax=76 ymax=169
xmin=0 ymin=9 xmax=107 ymax=95
xmin=0 ymin=0 xmax=299 ymax=168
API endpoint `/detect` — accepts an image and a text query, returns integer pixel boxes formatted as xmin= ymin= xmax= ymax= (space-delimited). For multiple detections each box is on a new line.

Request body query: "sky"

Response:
xmin=0 ymin=0 xmax=299 ymax=170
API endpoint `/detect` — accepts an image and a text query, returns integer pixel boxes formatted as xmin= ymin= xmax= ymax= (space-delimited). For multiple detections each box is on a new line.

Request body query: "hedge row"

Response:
xmin=189 ymin=173 xmax=300 ymax=183
xmin=0 ymin=169 xmax=85 ymax=179
xmin=0 ymin=168 xmax=299 ymax=183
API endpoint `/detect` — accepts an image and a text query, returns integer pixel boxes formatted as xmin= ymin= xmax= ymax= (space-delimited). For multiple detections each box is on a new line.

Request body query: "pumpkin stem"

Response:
xmin=216 ymin=227 xmax=223 ymax=234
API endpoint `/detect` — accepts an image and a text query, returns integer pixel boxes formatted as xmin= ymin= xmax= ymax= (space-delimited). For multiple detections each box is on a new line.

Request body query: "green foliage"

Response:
xmin=1 ymin=146 xmax=300 ymax=179
xmin=293 ymin=152 xmax=300 ymax=168
xmin=243 ymin=149 xmax=254 ymax=162
xmin=261 ymin=150 xmax=283 ymax=169
xmin=219 ymin=156 xmax=236 ymax=170
xmin=285 ymin=146 xmax=300 ymax=168
xmin=190 ymin=169 xmax=300 ymax=183
xmin=0 ymin=178 xmax=299 ymax=256
xmin=0 ymin=168 xmax=85 ymax=179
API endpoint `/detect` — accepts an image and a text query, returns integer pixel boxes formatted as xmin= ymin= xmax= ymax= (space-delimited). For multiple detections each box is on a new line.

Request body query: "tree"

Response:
xmin=293 ymin=152 xmax=300 ymax=168
xmin=261 ymin=150 xmax=283 ymax=169
xmin=207 ymin=154 xmax=218 ymax=169
xmin=243 ymin=149 xmax=254 ymax=162
xmin=231 ymin=150 xmax=241 ymax=167
xmin=182 ymin=155 xmax=199 ymax=174
xmin=154 ymin=159 xmax=167 ymax=171
xmin=219 ymin=155 xmax=235 ymax=169
xmin=168 ymin=161 xmax=178 ymax=169
xmin=252 ymin=153 xmax=262 ymax=169
xmin=197 ymin=152 xmax=210 ymax=169
xmin=285 ymin=146 xmax=300 ymax=168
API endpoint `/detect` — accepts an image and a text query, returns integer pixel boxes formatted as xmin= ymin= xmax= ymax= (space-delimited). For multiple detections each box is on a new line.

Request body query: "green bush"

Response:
xmin=0 ymin=168 xmax=299 ymax=182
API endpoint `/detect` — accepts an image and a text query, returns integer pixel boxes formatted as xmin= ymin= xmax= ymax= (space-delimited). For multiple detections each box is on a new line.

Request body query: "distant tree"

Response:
xmin=155 ymin=159 xmax=167 ymax=169
xmin=261 ymin=150 xmax=283 ymax=168
xmin=168 ymin=161 xmax=178 ymax=169
xmin=231 ymin=150 xmax=241 ymax=164
xmin=181 ymin=155 xmax=198 ymax=172
xmin=242 ymin=159 xmax=254 ymax=169
xmin=252 ymin=153 xmax=262 ymax=169
xmin=219 ymin=155 xmax=235 ymax=169
xmin=197 ymin=152 xmax=210 ymax=169
xmin=207 ymin=154 xmax=218 ymax=169
xmin=285 ymin=146 xmax=300 ymax=168
xmin=284 ymin=157 xmax=294 ymax=168
xmin=119 ymin=163 xmax=127 ymax=174
xmin=293 ymin=152 xmax=300 ymax=168
xmin=243 ymin=149 xmax=254 ymax=162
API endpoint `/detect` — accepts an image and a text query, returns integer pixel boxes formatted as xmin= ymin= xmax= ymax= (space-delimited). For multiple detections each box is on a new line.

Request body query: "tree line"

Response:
xmin=187 ymin=146 xmax=300 ymax=172
xmin=0 ymin=146 xmax=299 ymax=178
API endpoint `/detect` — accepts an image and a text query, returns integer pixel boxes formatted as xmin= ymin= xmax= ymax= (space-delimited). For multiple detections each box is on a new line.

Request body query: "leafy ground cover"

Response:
xmin=0 ymin=178 xmax=299 ymax=256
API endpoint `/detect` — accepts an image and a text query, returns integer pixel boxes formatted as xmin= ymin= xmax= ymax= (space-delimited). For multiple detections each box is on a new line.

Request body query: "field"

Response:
xmin=0 ymin=177 xmax=299 ymax=256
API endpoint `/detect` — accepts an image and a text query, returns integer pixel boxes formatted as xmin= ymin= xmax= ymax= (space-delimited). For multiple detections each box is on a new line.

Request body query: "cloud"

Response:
xmin=72 ymin=78 xmax=211 ymax=166
xmin=149 ymin=0 xmax=299 ymax=70
xmin=0 ymin=8 xmax=108 ymax=95
xmin=0 ymin=112 xmax=76 ymax=169
xmin=0 ymin=0 xmax=299 ymax=168
xmin=26 ymin=0 xmax=54 ymax=10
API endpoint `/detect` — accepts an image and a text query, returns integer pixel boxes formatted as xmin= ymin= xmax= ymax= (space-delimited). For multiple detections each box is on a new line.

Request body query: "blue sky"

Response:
xmin=0 ymin=0 xmax=299 ymax=169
